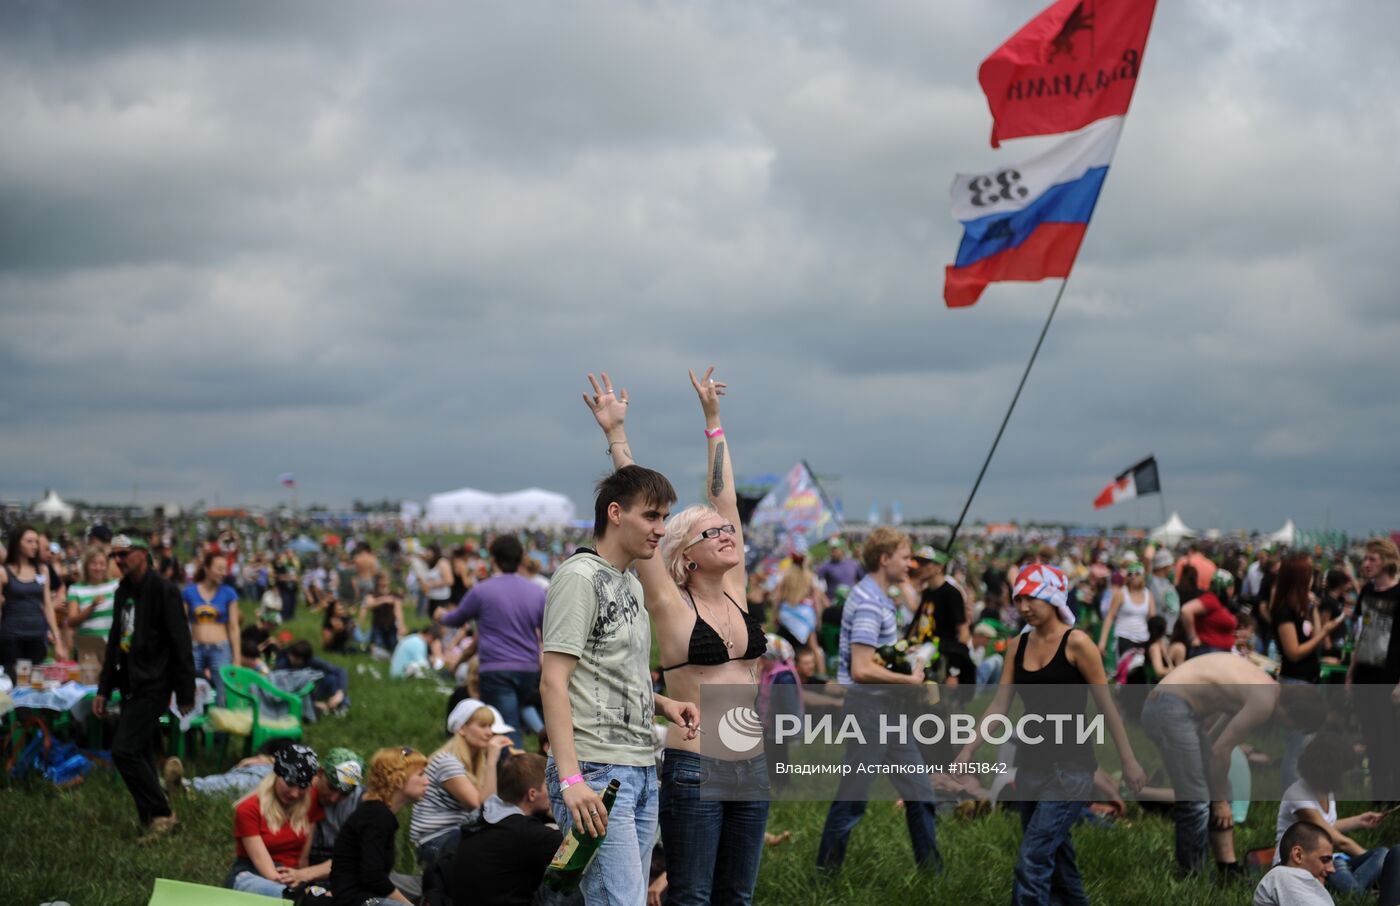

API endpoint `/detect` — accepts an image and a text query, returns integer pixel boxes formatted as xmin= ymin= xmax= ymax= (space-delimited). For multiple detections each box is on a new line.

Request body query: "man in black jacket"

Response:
xmin=452 ymin=752 xmax=562 ymax=905
xmin=93 ymin=531 xmax=196 ymax=838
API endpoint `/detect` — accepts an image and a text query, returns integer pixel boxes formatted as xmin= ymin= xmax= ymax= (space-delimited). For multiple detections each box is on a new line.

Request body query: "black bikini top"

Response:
xmin=658 ymin=589 xmax=766 ymax=673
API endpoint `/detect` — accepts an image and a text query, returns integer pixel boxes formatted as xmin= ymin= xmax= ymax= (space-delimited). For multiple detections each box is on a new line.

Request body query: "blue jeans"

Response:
xmin=369 ymin=624 xmax=397 ymax=652
xmin=1277 ymin=677 xmax=1314 ymax=794
xmin=659 ymin=750 xmax=769 ymax=906
xmin=192 ymin=763 xmax=271 ymax=797
xmin=278 ymin=584 xmax=297 ymax=621
xmin=415 ymin=826 xmax=460 ymax=869
xmin=816 ymin=691 xmax=941 ymax=874
xmin=1332 ymin=845 xmax=1400 ymax=901
xmin=1013 ymin=767 xmax=1094 ymax=905
xmin=1142 ymin=692 xmax=1211 ymax=873
xmin=547 ymin=758 xmax=658 ymax=906
xmin=479 ymin=669 xmax=543 ymax=747
xmin=193 ymin=641 xmax=233 ymax=706
xmin=976 ymin=653 xmax=1004 ymax=687
xmin=227 ymin=860 xmax=287 ymax=898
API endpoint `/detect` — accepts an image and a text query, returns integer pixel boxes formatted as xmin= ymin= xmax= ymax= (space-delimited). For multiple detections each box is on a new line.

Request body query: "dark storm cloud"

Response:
xmin=2 ymin=0 xmax=1396 ymax=533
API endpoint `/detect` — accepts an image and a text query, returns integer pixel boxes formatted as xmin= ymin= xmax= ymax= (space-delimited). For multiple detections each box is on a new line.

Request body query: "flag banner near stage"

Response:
xmin=979 ymin=0 xmax=1158 ymax=147
xmin=748 ymin=461 xmax=838 ymax=550
xmin=1093 ymin=455 xmax=1160 ymax=509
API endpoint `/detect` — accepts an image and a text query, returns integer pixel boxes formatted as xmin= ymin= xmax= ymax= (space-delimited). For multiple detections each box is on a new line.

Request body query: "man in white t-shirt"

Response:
xmin=1255 ymin=821 xmax=1335 ymax=905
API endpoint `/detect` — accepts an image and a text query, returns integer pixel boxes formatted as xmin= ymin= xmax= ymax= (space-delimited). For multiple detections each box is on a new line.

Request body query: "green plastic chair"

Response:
xmin=157 ymin=709 xmax=214 ymax=760
xmin=219 ymin=665 xmax=313 ymax=755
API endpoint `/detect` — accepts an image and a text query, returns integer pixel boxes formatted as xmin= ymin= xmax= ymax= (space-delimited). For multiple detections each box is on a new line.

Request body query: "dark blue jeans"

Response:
xmin=1276 ymin=677 xmax=1314 ymax=794
xmin=1331 ymin=844 xmax=1400 ymax=901
xmin=478 ymin=669 xmax=542 ymax=747
xmin=278 ymin=584 xmax=297 ymax=621
xmin=1141 ymin=692 xmax=1211 ymax=873
xmin=369 ymin=625 xmax=398 ymax=653
xmin=816 ymin=691 xmax=941 ymax=874
xmin=1013 ymin=767 xmax=1094 ymax=905
xmin=659 ymin=750 xmax=769 ymax=906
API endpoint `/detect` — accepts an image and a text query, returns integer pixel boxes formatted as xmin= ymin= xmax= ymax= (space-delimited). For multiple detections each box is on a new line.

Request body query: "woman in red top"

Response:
xmin=226 ymin=745 xmax=325 ymax=898
xmin=1180 ymin=570 xmax=1238 ymax=657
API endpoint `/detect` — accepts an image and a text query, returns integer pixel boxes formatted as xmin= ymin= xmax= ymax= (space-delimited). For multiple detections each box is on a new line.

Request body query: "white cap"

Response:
xmin=446 ymin=698 xmax=514 ymax=736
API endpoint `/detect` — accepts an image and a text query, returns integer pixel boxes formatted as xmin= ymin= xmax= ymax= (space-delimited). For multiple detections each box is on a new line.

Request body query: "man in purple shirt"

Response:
xmin=438 ymin=535 xmax=546 ymax=746
xmin=816 ymin=538 xmax=863 ymax=601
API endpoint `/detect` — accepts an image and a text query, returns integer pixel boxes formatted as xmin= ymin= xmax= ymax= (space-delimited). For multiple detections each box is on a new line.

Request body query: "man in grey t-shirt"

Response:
xmin=1255 ymin=821 xmax=1336 ymax=905
xmin=540 ymin=377 xmax=699 ymax=905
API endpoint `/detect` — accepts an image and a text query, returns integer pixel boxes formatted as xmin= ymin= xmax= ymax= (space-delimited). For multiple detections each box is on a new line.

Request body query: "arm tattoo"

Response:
xmin=710 ymin=441 xmax=726 ymax=497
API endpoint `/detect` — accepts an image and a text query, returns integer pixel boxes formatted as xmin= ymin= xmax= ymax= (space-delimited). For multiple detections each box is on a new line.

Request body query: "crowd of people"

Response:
xmin=2 ymin=369 xmax=1399 ymax=905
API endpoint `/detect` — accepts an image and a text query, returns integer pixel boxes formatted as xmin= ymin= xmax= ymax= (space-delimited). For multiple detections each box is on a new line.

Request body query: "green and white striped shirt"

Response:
xmin=68 ymin=580 xmax=119 ymax=639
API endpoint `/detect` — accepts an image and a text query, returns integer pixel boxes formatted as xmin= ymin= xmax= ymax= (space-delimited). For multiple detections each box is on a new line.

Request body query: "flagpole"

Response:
xmin=946 ymin=277 xmax=1070 ymax=553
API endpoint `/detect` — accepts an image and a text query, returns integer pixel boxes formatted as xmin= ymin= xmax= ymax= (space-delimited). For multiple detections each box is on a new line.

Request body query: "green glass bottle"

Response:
xmin=542 ymin=779 xmax=621 ymax=892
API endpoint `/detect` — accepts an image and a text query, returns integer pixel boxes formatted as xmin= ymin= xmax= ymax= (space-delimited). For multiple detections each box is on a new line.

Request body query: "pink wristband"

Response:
xmin=560 ymin=773 xmax=585 ymax=790
xmin=704 ymin=426 xmax=724 ymax=438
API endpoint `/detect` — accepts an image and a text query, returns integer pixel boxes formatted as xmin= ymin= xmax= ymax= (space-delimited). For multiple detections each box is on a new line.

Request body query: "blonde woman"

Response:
xmin=408 ymin=697 xmax=513 ymax=867
xmin=331 ymin=746 xmax=430 ymax=906
xmin=67 ymin=545 xmax=119 ymax=664
xmin=775 ymin=557 xmax=826 ymax=661
xmin=227 ymin=745 xmax=324 ymax=898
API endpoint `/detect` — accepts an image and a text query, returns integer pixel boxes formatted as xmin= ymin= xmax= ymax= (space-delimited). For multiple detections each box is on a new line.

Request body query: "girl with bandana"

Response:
xmin=956 ymin=563 xmax=1148 ymax=905
xmin=226 ymin=744 xmax=326 ymax=897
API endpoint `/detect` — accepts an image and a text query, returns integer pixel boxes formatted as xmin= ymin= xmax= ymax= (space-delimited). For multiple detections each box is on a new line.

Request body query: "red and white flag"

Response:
xmin=1092 ymin=455 xmax=1160 ymax=509
xmin=979 ymin=0 xmax=1157 ymax=147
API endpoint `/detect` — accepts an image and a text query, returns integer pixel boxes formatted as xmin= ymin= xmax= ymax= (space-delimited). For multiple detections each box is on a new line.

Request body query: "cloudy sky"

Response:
xmin=3 ymin=0 xmax=1397 ymax=533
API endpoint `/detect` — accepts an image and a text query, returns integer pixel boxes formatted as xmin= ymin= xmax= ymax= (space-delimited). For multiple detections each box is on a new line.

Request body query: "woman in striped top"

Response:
xmin=67 ymin=546 xmax=120 ymax=664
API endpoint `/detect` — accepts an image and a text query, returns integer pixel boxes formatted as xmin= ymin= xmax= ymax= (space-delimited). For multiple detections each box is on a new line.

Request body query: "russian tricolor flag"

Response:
xmin=943 ymin=116 xmax=1120 ymax=309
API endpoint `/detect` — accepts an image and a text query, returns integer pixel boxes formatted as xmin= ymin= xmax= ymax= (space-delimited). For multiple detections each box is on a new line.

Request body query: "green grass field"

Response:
xmin=1 ymin=601 xmax=1391 ymax=905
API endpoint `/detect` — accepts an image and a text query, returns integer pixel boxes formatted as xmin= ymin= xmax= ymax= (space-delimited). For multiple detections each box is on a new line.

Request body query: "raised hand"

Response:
xmin=583 ymin=372 xmax=630 ymax=435
xmin=688 ymin=366 xmax=727 ymax=423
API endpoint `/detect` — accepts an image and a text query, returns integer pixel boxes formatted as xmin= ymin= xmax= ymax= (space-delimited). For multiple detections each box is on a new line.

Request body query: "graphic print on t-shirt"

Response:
xmin=120 ymin=599 xmax=136 ymax=651
xmin=586 ymin=569 xmax=649 ymax=744
xmin=1354 ymin=585 xmax=1396 ymax=669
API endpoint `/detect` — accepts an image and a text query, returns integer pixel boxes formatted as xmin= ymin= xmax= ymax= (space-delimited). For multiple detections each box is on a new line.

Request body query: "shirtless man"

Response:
xmin=1142 ymin=652 xmax=1326 ymax=877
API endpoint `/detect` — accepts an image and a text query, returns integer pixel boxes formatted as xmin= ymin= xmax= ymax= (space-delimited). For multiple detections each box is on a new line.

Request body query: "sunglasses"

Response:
xmin=685 ymin=523 xmax=737 ymax=549
xmin=401 ymin=746 xmax=416 ymax=756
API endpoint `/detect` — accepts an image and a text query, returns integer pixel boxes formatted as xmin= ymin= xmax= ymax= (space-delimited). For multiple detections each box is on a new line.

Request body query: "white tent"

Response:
xmin=1149 ymin=512 xmax=1195 ymax=546
xmin=1267 ymin=519 xmax=1297 ymax=547
xmin=422 ymin=488 xmax=498 ymax=527
xmin=32 ymin=489 xmax=75 ymax=522
xmin=492 ymin=489 xmax=575 ymax=529
xmin=420 ymin=487 xmax=575 ymax=529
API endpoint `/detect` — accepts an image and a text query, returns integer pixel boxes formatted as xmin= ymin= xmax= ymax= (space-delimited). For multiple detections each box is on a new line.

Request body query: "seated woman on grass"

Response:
xmin=1275 ymin=734 xmax=1400 ymax=902
xmin=331 ymin=746 xmax=431 ymax=906
xmin=408 ymin=698 xmax=513 ymax=868
xmin=226 ymin=745 xmax=326 ymax=898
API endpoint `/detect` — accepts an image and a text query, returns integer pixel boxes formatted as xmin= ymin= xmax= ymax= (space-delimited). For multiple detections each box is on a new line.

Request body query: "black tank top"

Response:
xmin=1012 ymin=627 xmax=1096 ymax=770
xmin=659 ymin=589 xmax=766 ymax=674
xmin=449 ymin=559 xmax=470 ymax=603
